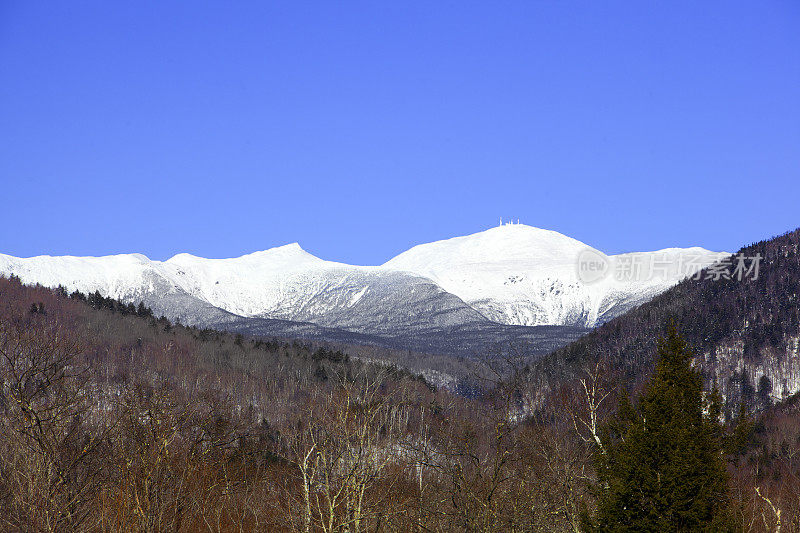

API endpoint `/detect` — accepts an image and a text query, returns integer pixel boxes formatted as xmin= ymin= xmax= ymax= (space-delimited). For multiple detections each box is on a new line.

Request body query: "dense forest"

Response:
xmin=0 ymin=274 xmax=798 ymax=531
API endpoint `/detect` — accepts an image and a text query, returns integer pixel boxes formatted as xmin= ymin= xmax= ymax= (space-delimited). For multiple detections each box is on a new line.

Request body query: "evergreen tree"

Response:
xmin=583 ymin=326 xmax=734 ymax=532
xmin=55 ymin=285 xmax=68 ymax=299
xmin=136 ymin=301 xmax=151 ymax=318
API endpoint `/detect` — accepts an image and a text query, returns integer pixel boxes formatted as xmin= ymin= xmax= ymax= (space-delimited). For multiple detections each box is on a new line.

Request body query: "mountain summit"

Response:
xmin=384 ymin=224 xmax=728 ymax=327
xmin=385 ymin=224 xmax=593 ymax=270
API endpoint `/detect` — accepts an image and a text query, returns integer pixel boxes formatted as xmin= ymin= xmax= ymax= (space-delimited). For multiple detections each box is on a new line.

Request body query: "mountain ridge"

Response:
xmin=0 ymin=224 xmax=728 ymax=355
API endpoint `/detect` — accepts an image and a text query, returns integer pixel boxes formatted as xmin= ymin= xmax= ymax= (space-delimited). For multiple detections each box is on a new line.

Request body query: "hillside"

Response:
xmin=528 ymin=228 xmax=800 ymax=417
xmin=2 ymin=273 xmax=800 ymax=530
xmin=0 ymin=274 xmax=611 ymax=531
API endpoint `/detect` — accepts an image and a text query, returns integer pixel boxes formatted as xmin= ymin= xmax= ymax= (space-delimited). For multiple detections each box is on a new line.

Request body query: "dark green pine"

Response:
xmin=584 ymin=326 xmax=734 ymax=532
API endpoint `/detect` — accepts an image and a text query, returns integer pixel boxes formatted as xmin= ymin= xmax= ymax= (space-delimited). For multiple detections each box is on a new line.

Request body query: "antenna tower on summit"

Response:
xmin=499 ymin=217 xmax=522 ymax=227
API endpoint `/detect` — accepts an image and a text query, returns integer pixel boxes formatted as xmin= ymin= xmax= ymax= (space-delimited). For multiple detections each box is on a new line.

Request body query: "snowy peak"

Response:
xmin=167 ymin=243 xmax=327 ymax=269
xmin=382 ymin=224 xmax=728 ymax=327
xmin=384 ymin=224 xmax=595 ymax=273
xmin=0 ymin=225 xmax=731 ymax=331
xmin=0 ymin=252 xmax=189 ymax=318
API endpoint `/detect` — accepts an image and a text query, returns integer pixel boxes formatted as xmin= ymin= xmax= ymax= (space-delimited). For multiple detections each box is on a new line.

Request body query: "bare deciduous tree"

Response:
xmin=0 ymin=310 xmax=112 ymax=532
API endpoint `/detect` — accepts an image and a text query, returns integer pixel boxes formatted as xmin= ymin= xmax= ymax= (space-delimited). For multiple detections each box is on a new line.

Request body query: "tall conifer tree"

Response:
xmin=583 ymin=326 xmax=733 ymax=532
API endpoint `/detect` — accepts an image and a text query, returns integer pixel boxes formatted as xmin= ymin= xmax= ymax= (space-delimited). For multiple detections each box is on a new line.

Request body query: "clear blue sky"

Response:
xmin=1 ymin=1 xmax=798 ymax=264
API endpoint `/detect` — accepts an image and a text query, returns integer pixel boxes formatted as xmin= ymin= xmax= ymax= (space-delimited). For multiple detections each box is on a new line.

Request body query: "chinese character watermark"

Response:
xmin=576 ymin=250 xmax=761 ymax=284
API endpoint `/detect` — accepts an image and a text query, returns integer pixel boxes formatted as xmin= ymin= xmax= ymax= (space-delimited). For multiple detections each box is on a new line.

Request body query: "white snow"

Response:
xmin=0 ymin=224 xmax=730 ymax=328
xmin=383 ymin=224 xmax=728 ymax=326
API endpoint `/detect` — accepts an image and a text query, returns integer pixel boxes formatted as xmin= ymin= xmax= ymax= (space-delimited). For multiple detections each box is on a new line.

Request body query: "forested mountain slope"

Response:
xmin=528 ymin=228 xmax=800 ymax=417
xmin=0 ymin=275 xmax=611 ymax=531
xmin=2 ymin=274 xmax=800 ymax=530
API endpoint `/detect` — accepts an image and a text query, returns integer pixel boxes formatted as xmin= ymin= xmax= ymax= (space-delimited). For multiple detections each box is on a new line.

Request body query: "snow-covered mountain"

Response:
xmin=164 ymin=244 xmax=489 ymax=335
xmin=384 ymin=224 xmax=729 ymax=327
xmin=0 ymin=224 xmax=729 ymax=353
xmin=0 ymin=245 xmax=487 ymax=337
